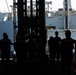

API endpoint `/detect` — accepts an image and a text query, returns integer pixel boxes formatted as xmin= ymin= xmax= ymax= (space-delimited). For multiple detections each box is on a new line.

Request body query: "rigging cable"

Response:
xmin=5 ymin=0 xmax=10 ymax=12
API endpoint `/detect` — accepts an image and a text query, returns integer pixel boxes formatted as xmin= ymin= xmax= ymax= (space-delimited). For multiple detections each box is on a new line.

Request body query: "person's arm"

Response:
xmin=9 ymin=39 xmax=14 ymax=45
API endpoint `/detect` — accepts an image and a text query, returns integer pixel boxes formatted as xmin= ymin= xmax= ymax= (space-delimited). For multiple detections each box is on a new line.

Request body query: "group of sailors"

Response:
xmin=0 ymin=31 xmax=47 ymax=65
xmin=48 ymin=30 xmax=75 ymax=75
xmin=0 ymin=29 xmax=76 ymax=75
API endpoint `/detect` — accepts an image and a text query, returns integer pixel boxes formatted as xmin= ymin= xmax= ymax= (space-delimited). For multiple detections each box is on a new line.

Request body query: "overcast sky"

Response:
xmin=0 ymin=0 xmax=76 ymax=12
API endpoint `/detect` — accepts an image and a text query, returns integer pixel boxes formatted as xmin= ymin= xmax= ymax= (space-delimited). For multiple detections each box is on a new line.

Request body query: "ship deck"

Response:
xmin=0 ymin=56 xmax=75 ymax=75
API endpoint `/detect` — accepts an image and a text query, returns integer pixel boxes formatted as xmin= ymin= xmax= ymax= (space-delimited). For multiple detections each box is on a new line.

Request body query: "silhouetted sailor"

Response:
xmin=48 ymin=36 xmax=54 ymax=63
xmin=53 ymin=31 xmax=61 ymax=64
xmin=0 ymin=32 xmax=12 ymax=68
xmin=61 ymin=30 xmax=75 ymax=75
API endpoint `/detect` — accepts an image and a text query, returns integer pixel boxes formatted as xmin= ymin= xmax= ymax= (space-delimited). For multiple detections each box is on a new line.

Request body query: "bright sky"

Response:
xmin=0 ymin=0 xmax=13 ymax=12
xmin=50 ymin=0 xmax=76 ymax=11
xmin=0 ymin=0 xmax=76 ymax=12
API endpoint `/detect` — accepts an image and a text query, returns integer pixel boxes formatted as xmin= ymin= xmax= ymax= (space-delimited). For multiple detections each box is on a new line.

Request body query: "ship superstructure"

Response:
xmin=0 ymin=0 xmax=76 ymax=53
xmin=0 ymin=0 xmax=76 ymax=39
xmin=46 ymin=0 xmax=76 ymax=40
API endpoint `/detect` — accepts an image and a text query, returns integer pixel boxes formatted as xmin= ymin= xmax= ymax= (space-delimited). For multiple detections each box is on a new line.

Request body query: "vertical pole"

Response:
xmin=39 ymin=0 xmax=47 ymax=61
xmin=68 ymin=0 xmax=71 ymax=29
xmin=68 ymin=0 xmax=69 ymax=29
xmin=36 ymin=0 xmax=39 ymax=16
xmin=63 ymin=1 xmax=66 ymax=30
xmin=39 ymin=0 xmax=45 ymax=33
xmin=64 ymin=0 xmax=68 ymax=29
xmin=25 ymin=0 xmax=27 ymax=16
xmin=30 ymin=0 xmax=33 ymax=16
xmin=17 ymin=0 xmax=23 ymax=34
xmin=13 ymin=0 xmax=17 ymax=42
xmin=75 ymin=41 xmax=76 ymax=69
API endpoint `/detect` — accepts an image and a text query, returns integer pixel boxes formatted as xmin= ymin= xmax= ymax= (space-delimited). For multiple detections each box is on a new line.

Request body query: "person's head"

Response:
xmin=55 ymin=31 xmax=58 ymax=36
xmin=50 ymin=36 xmax=53 ymax=39
xmin=3 ymin=32 xmax=8 ymax=39
xmin=65 ymin=30 xmax=71 ymax=38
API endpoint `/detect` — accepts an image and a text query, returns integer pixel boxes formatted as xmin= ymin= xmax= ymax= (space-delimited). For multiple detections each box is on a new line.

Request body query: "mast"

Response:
xmin=63 ymin=0 xmax=71 ymax=29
